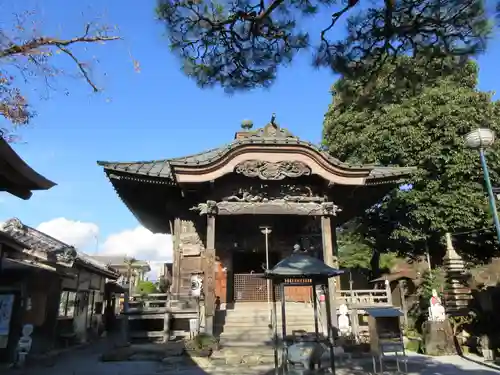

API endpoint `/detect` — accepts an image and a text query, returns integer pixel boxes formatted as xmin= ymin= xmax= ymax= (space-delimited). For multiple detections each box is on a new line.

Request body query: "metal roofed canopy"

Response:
xmin=364 ymin=307 xmax=403 ymax=318
xmin=264 ymin=252 xmax=344 ymax=280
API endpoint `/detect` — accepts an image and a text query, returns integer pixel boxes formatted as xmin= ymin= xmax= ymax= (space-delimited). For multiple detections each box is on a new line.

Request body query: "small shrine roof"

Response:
xmin=265 ymin=253 xmax=343 ymax=279
xmin=364 ymin=307 xmax=403 ymax=318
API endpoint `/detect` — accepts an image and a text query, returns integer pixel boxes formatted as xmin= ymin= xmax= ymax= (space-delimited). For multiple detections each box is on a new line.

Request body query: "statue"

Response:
xmin=428 ymin=289 xmax=446 ymax=322
xmin=423 ymin=288 xmax=456 ymax=355
xmin=337 ymin=304 xmax=351 ymax=336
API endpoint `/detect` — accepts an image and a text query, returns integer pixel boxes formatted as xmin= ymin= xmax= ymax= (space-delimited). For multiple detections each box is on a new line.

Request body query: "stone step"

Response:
xmin=218 ymin=324 xmax=317 ymax=331
xmin=224 ymin=309 xmax=314 ymax=314
xmin=218 ymin=326 xmax=316 ymax=335
xmin=218 ymin=325 xmax=317 ymax=331
xmin=217 ymin=339 xmax=276 ymax=347
xmin=222 ymin=313 xmax=315 ymax=320
xmin=222 ymin=317 xmax=315 ymax=323
xmin=210 ymin=348 xmax=276 ymax=364
xmin=224 ymin=314 xmax=315 ymax=318
xmin=221 ymin=317 xmax=316 ymax=324
xmin=219 ymin=334 xmax=272 ymax=341
xmin=224 ymin=304 xmax=313 ymax=311
xmin=226 ymin=305 xmax=313 ymax=314
xmin=212 ymin=347 xmax=274 ymax=357
xmin=224 ymin=308 xmax=314 ymax=314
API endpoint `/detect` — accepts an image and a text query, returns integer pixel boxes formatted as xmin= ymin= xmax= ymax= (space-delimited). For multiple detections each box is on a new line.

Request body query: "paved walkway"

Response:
xmin=4 ymin=342 xmax=500 ymax=375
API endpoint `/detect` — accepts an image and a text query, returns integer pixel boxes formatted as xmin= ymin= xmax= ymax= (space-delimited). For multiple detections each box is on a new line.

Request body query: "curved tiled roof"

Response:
xmin=96 ymin=121 xmax=416 ymax=233
xmin=1 ymin=218 xmax=119 ymax=278
xmin=97 ymin=122 xmax=415 ymax=183
xmin=0 ymin=138 xmax=56 ymax=199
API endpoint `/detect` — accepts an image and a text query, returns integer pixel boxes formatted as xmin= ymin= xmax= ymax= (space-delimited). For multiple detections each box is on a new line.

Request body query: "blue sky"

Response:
xmin=2 ymin=0 xmax=500 ymax=265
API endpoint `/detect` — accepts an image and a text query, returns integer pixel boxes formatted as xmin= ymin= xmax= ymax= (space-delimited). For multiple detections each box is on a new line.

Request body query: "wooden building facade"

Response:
xmin=98 ymin=119 xmax=414 ymax=334
xmin=0 ymin=218 xmax=120 ymax=362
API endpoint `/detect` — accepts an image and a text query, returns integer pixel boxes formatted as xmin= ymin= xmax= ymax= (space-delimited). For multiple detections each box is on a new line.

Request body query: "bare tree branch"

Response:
xmin=0 ymin=34 xmax=120 ymax=59
xmin=0 ymin=12 xmax=122 ymax=140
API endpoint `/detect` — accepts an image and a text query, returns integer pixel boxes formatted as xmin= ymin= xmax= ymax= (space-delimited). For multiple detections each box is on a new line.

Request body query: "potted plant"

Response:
xmin=184 ymin=333 xmax=219 ymax=357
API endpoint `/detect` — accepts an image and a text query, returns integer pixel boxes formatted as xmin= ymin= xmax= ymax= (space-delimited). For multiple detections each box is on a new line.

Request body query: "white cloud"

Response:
xmin=37 ymin=218 xmax=99 ymax=249
xmin=36 ymin=217 xmax=172 ymax=280
xmin=148 ymin=261 xmax=168 ymax=281
xmin=101 ymin=226 xmax=172 ymax=264
xmin=100 ymin=226 xmax=172 ymax=281
xmin=36 ymin=218 xmax=173 ymax=281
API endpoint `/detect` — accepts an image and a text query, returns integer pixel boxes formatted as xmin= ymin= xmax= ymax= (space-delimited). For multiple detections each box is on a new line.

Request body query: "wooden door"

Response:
xmin=214 ymin=261 xmax=227 ymax=304
xmin=284 ymin=279 xmax=313 ymax=303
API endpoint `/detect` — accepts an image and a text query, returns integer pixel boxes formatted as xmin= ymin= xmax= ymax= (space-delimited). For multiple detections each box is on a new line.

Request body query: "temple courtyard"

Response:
xmin=6 ymin=340 xmax=500 ymax=375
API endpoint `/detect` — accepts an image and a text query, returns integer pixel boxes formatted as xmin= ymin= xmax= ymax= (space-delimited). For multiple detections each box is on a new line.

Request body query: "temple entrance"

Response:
xmin=232 ymin=249 xmax=280 ymax=302
xmin=215 ymin=214 xmax=321 ymax=304
xmin=232 ymin=249 xmax=281 ymax=274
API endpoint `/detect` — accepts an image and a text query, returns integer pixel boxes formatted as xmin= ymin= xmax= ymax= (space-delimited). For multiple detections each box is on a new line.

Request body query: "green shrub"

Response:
xmin=185 ymin=333 xmax=219 ymax=352
xmin=405 ymin=339 xmax=422 ymax=353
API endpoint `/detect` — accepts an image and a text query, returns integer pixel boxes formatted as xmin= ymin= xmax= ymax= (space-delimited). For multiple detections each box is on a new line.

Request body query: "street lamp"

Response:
xmin=260 ymin=226 xmax=272 ymax=326
xmin=465 ymin=128 xmax=500 ymax=243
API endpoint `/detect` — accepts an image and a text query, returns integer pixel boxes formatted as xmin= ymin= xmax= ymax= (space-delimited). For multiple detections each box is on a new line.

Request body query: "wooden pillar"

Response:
xmin=204 ymin=214 xmax=216 ymax=335
xmin=321 ymin=215 xmax=338 ymax=328
xmin=172 ymin=218 xmax=181 ymax=297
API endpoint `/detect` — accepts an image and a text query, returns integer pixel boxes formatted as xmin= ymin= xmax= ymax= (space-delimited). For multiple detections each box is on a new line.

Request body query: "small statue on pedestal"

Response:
xmin=337 ymin=304 xmax=352 ymax=336
xmin=428 ymin=289 xmax=446 ymax=322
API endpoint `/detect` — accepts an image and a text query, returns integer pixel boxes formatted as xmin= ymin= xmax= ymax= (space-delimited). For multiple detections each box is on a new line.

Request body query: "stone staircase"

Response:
xmin=215 ymin=302 xmax=317 ymax=347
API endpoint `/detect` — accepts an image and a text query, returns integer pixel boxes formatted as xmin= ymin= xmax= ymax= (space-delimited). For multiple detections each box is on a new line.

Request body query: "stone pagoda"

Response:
xmin=442 ymin=233 xmax=471 ymax=315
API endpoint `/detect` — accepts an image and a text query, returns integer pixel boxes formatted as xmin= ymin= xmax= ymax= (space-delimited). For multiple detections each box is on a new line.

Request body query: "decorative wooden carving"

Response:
xmin=221 ymin=184 xmax=326 ymax=203
xmin=235 ymin=160 xmax=311 ymax=180
xmin=191 ymin=200 xmax=341 ymax=216
xmin=179 ymin=220 xmax=204 ymax=256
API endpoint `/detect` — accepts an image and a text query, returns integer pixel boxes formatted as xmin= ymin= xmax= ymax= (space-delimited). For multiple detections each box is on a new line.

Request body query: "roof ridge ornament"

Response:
xmin=242 ymin=113 xmax=297 ymax=139
xmin=241 ymin=119 xmax=254 ymax=130
xmin=270 ymin=113 xmax=276 ymax=125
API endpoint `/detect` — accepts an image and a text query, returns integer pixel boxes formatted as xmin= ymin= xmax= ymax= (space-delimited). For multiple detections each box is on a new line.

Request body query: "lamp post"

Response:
xmin=260 ymin=226 xmax=272 ymax=326
xmin=465 ymin=128 xmax=500 ymax=243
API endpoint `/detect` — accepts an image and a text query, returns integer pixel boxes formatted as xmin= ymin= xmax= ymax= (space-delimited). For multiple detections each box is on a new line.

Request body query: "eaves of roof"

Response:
xmin=97 ymin=137 xmax=415 ymax=183
xmin=0 ymin=138 xmax=56 ymax=199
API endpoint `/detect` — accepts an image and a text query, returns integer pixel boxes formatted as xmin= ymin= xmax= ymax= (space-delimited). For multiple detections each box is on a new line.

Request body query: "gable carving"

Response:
xmin=234 ymin=160 xmax=311 ymax=180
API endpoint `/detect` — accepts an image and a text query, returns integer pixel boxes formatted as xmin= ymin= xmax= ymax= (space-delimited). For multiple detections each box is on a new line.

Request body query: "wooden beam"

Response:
xmin=191 ymin=201 xmax=340 ymax=216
